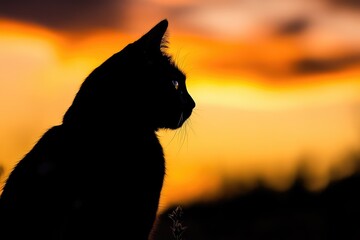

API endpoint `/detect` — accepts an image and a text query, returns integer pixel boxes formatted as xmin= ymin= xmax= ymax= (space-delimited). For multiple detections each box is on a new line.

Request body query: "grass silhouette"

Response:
xmin=168 ymin=206 xmax=187 ymax=240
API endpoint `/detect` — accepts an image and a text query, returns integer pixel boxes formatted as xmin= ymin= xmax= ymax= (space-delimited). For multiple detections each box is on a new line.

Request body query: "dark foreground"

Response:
xmin=153 ymin=167 xmax=360 ymax=240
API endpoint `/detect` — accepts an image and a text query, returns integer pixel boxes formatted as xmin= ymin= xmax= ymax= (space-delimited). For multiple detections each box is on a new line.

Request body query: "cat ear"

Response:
xmin=135 ymin=19 xmax=168 ymax=50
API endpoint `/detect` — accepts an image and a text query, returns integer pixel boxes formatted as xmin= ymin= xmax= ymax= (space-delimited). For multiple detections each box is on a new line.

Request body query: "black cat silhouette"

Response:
xmin=0 ymin=19 xmax=195 ymax=240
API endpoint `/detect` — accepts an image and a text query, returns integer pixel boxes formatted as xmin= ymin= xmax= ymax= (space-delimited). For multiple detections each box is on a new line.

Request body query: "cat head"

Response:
xmin=63 ymin=19 xmax=195 ymax=131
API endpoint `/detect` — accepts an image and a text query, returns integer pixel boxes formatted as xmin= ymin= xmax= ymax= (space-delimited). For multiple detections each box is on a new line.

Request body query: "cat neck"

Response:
xmin=62 ymin=113 xmax=159 ymax=137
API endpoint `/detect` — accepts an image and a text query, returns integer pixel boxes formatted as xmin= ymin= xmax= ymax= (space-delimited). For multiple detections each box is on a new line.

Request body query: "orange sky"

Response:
xmin=1 ymin=0 xmax=360 ymax=212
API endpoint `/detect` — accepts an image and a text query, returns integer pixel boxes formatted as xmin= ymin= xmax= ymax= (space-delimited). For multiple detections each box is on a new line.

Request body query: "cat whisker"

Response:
xmin=177 ymin=115 xmax=195 ymax=153
xmin=179 ymin=122 xmax=189 ymax=151
xmin=186 ymin=110 xmax=197 ymax=136
xmin=177 ymin=112 xmax=184 ymax=128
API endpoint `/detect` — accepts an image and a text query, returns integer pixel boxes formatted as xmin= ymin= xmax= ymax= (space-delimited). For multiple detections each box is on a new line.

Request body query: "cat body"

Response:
xmin=0 ymin=19 xmax=195 ymax=240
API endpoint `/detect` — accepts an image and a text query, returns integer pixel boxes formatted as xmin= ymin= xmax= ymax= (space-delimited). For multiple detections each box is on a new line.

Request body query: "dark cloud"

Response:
xmin=294 ymin=54 xmax=360 ymax=74
xmin=276 ymin=18 xmax=310 ymax=36
xmin=0 ymin=0 xmax=128 ymax=32
xmin=329 ymin=0 xmax=360 ymax=9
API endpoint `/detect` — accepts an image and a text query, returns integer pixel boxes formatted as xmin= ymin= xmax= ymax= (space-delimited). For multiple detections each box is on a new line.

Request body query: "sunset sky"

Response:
xmin=1 ymin=0 xmax=360 ymax=213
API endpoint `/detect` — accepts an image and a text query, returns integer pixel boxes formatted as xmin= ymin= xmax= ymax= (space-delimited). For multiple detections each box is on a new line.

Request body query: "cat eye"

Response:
xmin=172 ymin=80 xmax=179 ymax=90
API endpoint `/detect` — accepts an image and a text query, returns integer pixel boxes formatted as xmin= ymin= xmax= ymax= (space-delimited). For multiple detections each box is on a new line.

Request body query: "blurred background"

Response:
xmin=1 ymin=0 xmax=360 ymax=238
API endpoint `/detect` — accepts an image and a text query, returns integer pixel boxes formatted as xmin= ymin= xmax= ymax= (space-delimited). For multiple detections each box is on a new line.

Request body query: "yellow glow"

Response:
xmin=189 ymin=73 xmax=360 ymax=111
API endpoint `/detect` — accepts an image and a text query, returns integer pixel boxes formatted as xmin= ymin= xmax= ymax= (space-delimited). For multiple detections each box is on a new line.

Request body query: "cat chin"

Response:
xmin=161 ymin=121 xmax=185 ymax=130
xmin=168 ymin=125 xmax=184 ymax=130
xmin=174 ymin=119 xmax=189 ymax=129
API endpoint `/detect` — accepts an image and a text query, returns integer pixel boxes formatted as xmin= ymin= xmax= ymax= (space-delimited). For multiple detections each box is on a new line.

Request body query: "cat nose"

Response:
xmin=186 ymin=93 xmax=195 ymax=109
xmin=181 ymin=94 xmax=195 ymax=109
xmin=189 ymin=97 xmax=196 ymax=109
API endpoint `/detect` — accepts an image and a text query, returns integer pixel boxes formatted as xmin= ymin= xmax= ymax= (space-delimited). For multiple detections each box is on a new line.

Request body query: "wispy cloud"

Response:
xmin=1 ymin=0 xmax=359 ymax=79
xmin=294 ymin=55 xmax=360 ymax=75
xmin=0 ymin=0 xmax=129 ymax=32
